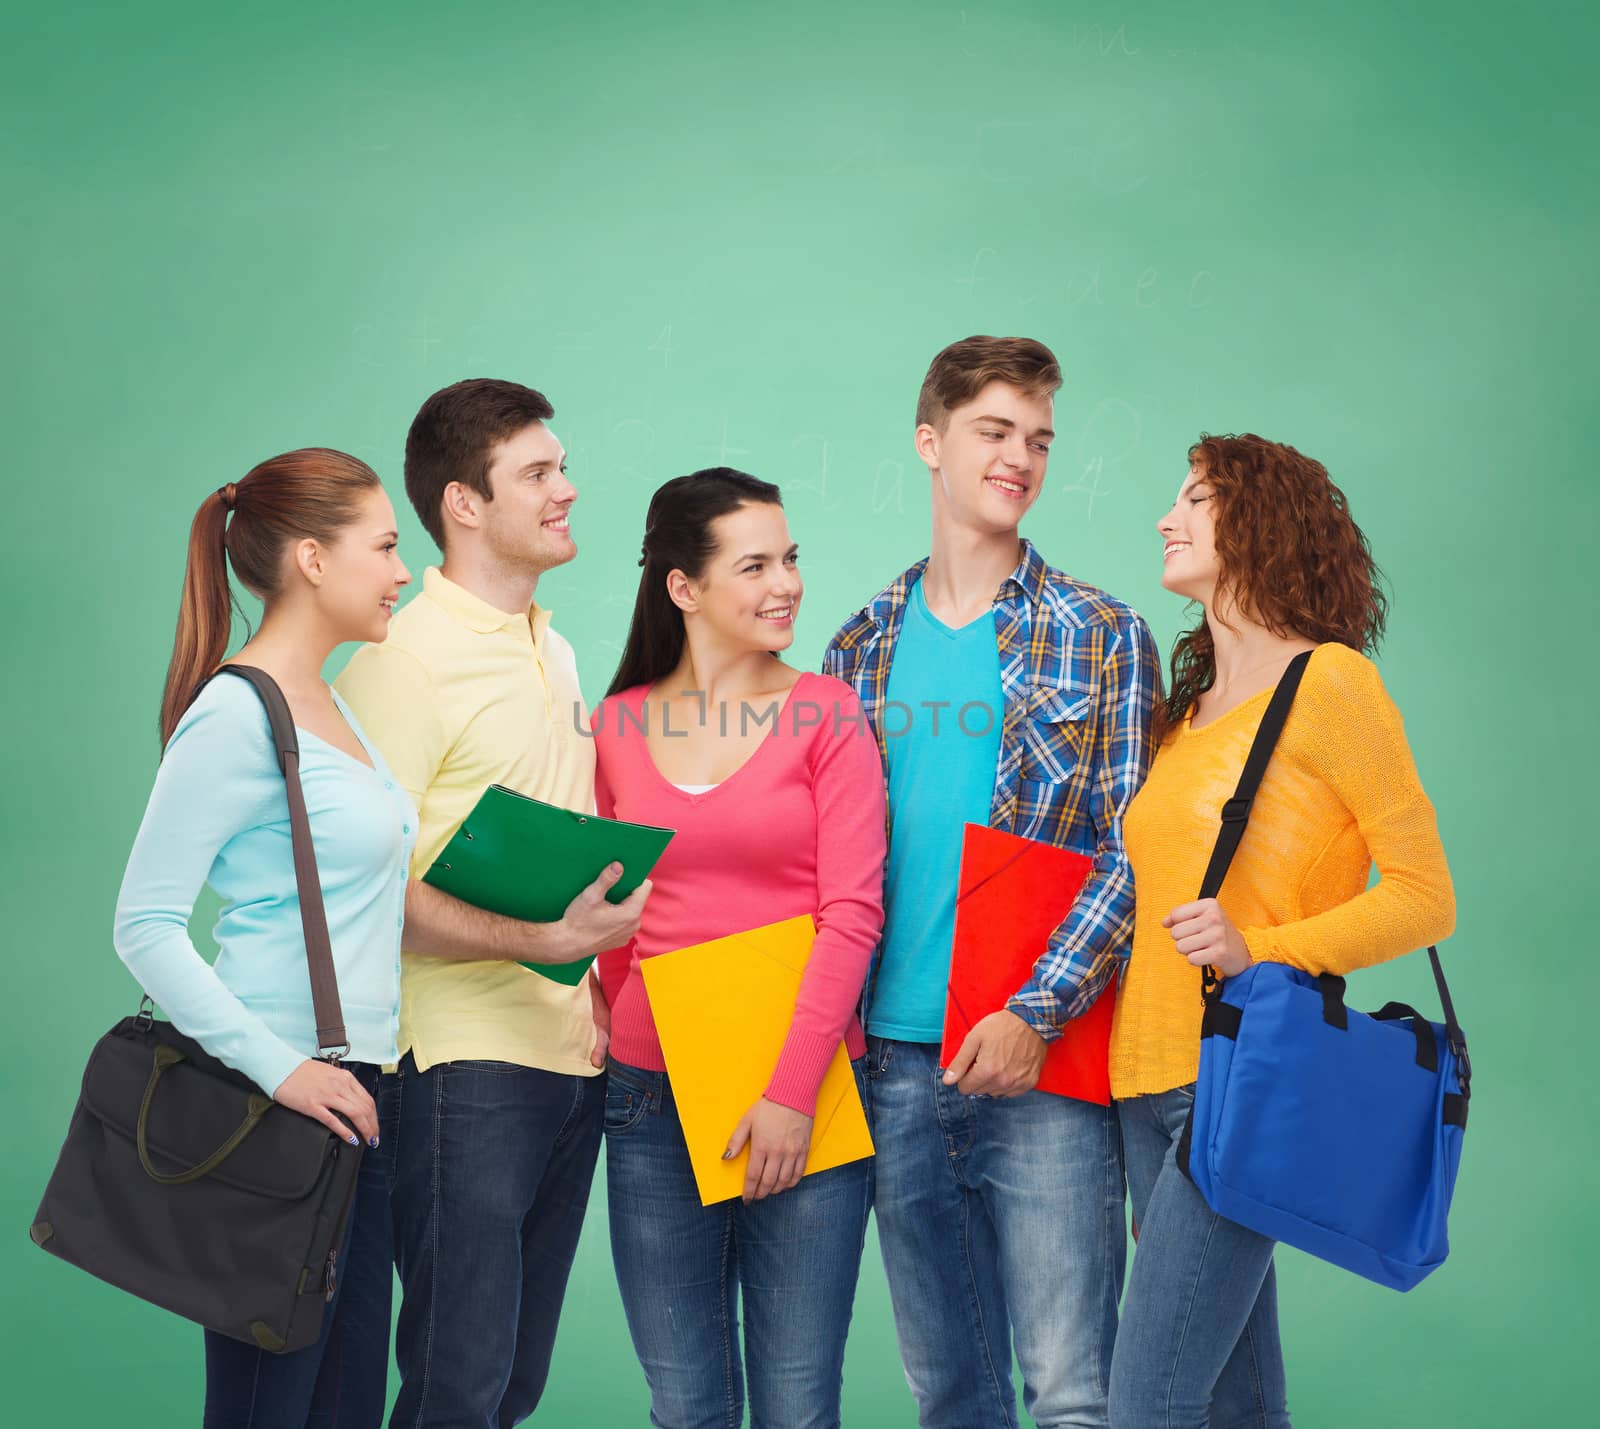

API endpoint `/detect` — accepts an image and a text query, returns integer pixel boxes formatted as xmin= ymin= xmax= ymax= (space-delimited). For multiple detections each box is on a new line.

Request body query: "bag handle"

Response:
xmin=1196 ymin=650 xmax=1313 ymax=999
xmin=136 ymin=1044 xmax=274 ymax=1185
xmin=1372 ymin=1001 xmax=1439 ymax=1073
xmin=209 ymin=664 xmax=351 ymax=1060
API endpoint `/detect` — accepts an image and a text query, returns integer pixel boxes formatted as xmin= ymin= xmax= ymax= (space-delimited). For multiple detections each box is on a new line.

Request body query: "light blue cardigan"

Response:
xmin=114 ymin=674 xmax=416 ymax=1093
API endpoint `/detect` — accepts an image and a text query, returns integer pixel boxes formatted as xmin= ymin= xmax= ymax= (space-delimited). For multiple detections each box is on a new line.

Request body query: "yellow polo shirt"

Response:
xmin=335 ymin=567 xmax=600 ymax=1076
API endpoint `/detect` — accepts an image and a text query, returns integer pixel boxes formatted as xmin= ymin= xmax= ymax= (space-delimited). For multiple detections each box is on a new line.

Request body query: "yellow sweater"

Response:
xmin=1108 ymin=643 xmax=1455 ymax=1099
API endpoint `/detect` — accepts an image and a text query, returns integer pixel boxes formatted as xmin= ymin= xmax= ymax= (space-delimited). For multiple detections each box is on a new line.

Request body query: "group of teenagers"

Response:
xmin=113 ymin=334 xmax=1456 ymax=1429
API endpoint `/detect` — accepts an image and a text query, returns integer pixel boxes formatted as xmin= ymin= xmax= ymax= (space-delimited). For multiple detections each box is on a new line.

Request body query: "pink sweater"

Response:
xmin=593 ymin=672 xmax=887 ymax=1116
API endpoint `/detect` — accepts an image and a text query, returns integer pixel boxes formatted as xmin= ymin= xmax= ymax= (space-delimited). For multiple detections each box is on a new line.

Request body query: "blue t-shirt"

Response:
xmin=870 ymin=580 xmax=1004 ymax=1041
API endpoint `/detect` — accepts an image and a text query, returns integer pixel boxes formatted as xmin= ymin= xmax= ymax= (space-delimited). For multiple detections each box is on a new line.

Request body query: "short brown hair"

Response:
xmin=404 ymin=378 xmax=555 ymax=548
xmin=915 ymin=335 xmax=1062 ymax=429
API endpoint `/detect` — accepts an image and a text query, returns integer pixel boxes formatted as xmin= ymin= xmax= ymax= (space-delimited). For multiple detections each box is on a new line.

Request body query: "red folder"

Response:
xmin=942 ymin=822 xmax=1116 ymax=1105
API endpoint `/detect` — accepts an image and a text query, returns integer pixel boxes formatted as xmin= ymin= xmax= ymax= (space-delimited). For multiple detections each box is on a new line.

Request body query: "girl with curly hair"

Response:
xmin=1105 ymin=435 xmax=1456 ymax=1427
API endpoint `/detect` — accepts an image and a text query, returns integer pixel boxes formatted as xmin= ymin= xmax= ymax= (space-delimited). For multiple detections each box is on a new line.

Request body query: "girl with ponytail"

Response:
xmin=114 ymin=449 xmax=416 ymax=1426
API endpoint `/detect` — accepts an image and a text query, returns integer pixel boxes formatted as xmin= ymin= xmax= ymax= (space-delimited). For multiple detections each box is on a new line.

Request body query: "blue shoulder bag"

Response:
xmin=1176 ymin=651 xmax=1470 ymax=1291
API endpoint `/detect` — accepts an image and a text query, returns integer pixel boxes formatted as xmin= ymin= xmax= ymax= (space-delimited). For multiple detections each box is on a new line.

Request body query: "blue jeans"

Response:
xmin=384 ymin=1053 xmax=604 ymax=1429
xmin=604 ymin=1059 xmax=872 ymax=1429
xmin=864 ymin=1037 xmax=1125 ymax=1429
xmin=1109 ymin=1085 xmax=1291 ymax=1429
xmin=203 ymin=1062 xmax=393 ymax=1429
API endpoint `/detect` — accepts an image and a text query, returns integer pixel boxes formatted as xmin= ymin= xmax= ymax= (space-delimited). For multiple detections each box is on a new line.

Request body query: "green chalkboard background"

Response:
xmin=3 ymin=0 xmax=1591 ymax=1422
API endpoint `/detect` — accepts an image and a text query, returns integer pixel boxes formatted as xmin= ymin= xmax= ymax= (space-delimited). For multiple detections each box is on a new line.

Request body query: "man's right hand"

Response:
xmin=534 ymin=862 xmax=650 ymax=965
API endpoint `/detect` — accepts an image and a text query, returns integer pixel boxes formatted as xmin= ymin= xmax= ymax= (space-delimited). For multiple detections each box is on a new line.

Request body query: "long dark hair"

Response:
xmin=606 ymin=467 xmax=783 ymax=697
xmin=1163 ymin=433 xmax=1387 ymax=732
xmin=159 ymin=448 xmax=382 ymax=745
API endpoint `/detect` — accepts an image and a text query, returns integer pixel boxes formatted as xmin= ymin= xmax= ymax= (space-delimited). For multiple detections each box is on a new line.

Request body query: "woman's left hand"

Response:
xmin=724 ymin=1097 xmax=814 ymax=1203
xmin=1163 ymin=898 xmax=1253 ymax=977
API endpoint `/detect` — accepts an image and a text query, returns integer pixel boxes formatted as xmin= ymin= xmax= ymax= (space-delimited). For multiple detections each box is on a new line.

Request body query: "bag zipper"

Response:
xmin=319 ymin=1139 xmax=360 ymax=1301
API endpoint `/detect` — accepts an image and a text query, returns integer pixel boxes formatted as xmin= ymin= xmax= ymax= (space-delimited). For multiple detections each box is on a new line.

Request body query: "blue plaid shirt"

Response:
xmin=823 ymin=539 xmax=1161 ymax=1038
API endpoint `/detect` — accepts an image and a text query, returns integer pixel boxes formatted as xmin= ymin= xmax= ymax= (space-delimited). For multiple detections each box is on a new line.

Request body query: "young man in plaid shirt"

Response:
xmin=825 ymin=335 xmax=1161 ymax=1429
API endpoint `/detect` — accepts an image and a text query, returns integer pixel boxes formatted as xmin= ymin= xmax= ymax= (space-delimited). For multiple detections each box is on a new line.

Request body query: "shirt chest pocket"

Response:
xmin=1020 ymin=684 xmax=1094 ymax=784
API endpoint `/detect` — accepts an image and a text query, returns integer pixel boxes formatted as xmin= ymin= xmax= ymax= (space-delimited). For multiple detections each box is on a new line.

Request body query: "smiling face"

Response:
xmin=917 ymin=380 xmax=1054 ymax=536
xmin=313 ymin=485 xmax=412 ymax=643
xmin=671 ymin=501 xmax=802 ymax=656
xmin=478 ymin=421 xmax=578 ymax=576
xmin=1157 ymin=462 xmax=1223 ymax=602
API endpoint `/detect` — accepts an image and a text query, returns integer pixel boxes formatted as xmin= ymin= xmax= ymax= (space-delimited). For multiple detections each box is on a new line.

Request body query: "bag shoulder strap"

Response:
xmin=1196 ymin=650 xmax=1312 ymax=1000
xmin=1197 ymin=649 xmax=1314 ymax=902
xmin=1427 ymin=945 xmax=1470 ymax=1092
xmin=209 ymin=664 xmax=349 ymax=1060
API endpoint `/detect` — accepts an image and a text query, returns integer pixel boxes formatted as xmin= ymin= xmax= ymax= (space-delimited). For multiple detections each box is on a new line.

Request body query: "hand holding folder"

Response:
xmin=422 ymin=784 xmax=674 ymax=986
xmin=641 ymin=915 xmax=874 ymax=1205
xmin=943 ymin=823 xmax=1116 ymax=1105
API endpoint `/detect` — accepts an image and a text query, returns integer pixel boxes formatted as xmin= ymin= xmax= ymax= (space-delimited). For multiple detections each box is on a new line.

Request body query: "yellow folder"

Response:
xmin=640 ymin=915 xmax=875 ymax=1206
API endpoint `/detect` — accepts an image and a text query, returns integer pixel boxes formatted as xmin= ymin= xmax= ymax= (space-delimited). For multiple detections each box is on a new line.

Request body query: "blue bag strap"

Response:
xmin=1196 ymin=650 xmax=1313 ymax=999
xmin=1426 ymin=945 xmax=1470 ymax=1096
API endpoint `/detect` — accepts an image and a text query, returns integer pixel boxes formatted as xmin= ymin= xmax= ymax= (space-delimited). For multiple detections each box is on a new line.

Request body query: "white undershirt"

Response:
xmin=672 ymin=783 xmax=719 ymax=795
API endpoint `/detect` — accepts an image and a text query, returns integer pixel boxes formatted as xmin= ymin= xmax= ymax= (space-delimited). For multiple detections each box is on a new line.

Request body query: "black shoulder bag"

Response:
xmin=30 ymin=665 xmax=365 ymax=1353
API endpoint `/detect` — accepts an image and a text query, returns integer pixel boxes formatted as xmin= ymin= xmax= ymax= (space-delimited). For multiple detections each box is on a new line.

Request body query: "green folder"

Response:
xmin=421 ymin=784 xmax=675 ymax=986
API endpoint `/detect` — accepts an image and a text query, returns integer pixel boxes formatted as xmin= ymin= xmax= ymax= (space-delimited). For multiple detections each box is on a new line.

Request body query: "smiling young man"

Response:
xmin=335 ymin=379 xmax=648 ymax=1427
xmin=825 ymin=336 xmax=1161 ymax=1429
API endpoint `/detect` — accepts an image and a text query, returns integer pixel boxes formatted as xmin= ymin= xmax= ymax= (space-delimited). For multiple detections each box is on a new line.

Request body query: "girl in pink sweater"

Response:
xmin=593 ymin=467 xmax=885 ymax=1429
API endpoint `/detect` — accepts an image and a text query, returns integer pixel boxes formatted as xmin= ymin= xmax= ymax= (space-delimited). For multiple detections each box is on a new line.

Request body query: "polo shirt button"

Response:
xmin=385 ymin=780 xmax=394 ymax=791
xmin=403 ymin=824 xmax=411 ymax=835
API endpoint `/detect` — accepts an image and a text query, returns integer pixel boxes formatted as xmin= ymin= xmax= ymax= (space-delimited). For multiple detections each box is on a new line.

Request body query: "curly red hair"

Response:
xmin=1164 ymin=434 xmax=1387 ymax=731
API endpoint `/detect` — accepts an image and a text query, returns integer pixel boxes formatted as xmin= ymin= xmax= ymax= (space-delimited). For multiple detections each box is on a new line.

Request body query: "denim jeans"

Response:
xmin=603 ymin=1059 xmax=872 ymax=1429
xmin=1109 ymin=1085 xmax=1291 ymax=1429
xmin=383 ymin=1053 xmax=604 ymax=1429
xmin=203 ymin=1062 xmax=392 ymax=1429
xmin=864 ymin=1037 xmax=1125 ymax=1429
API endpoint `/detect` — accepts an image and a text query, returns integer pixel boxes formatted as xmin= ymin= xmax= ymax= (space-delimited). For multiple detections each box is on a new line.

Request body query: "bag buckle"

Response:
xmin=318 ymin=1043 xmax=351 ymax=1066
xmin=134 ymin=995 xmax=155 ymax=1032
xmin=1219 ymin=796 xmax=1253 ymax=824
xmin=1451 ymin=1039 xmax=1472 ymax=1095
